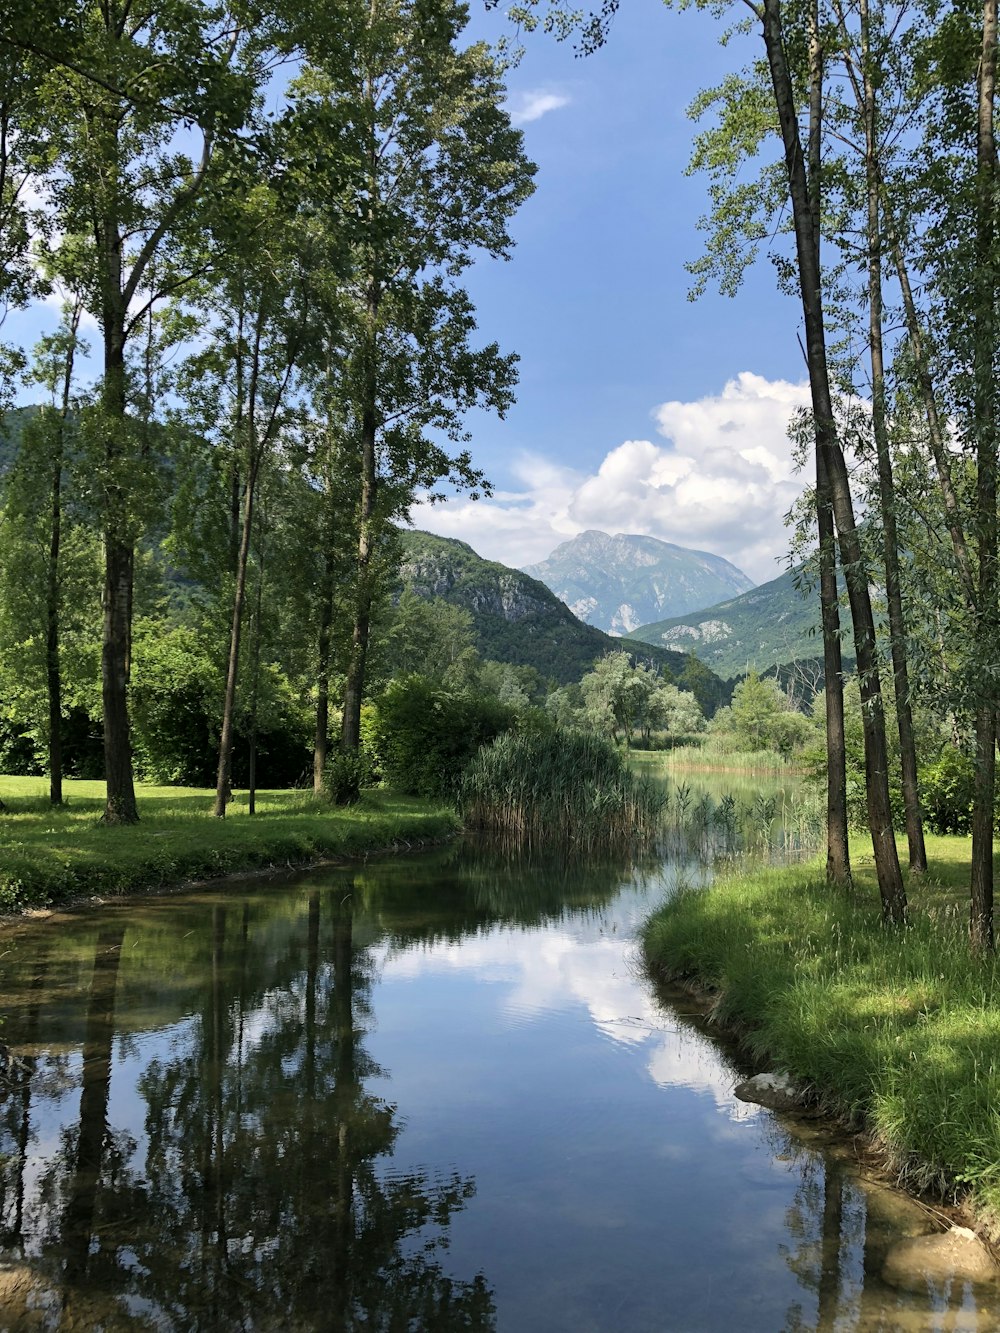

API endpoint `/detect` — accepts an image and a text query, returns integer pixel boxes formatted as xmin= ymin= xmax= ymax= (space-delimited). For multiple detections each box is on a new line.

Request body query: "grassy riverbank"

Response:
xmin=642 ymin=836 xmax=1000 ymax=1232
xmin=0 ymin=776 xmax=460 ymax=914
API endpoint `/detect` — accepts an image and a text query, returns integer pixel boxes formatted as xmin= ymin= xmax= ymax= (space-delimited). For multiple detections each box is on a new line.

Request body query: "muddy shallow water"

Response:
xmin=0 ymin=842 xmax=996 ymax=1331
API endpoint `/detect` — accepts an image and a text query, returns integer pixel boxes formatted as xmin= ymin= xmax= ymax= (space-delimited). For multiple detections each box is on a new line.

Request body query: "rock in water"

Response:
xmin=732 ymin=1070 xmax=803 ymax=1111
xmin=882 ymin=1227 xmax=998 ymax=1292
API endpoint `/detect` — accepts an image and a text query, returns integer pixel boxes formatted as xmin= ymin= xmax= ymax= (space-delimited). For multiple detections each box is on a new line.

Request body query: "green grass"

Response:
xmin=0 ymin=776 xmax=461 ymax=913
xmin=642 ymin=834 xmax=1000 ymax=1233
xmin=631 ymin=743 xmax=799 ymax=774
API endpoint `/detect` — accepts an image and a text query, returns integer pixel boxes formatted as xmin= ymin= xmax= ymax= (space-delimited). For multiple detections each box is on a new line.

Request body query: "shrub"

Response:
xmin=323 ymin=748 xmax=371 ymax=806
xmin=920 ymin=750 xmax=979 ymax=835
xmin=367 ymin=675 xmax=516 ymax=799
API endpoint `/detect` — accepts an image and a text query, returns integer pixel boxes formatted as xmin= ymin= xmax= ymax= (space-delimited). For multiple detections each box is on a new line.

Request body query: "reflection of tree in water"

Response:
xmin=134 ymin=888 xmax=494 ymax=1329
xmin=353 ymin=840 xmax=633 ymax=950
xmin=1 ymin=889 xmax=494 ymax=1329
xmin=773 ymin=1121 xmax=995 ymax=1332
xmin=0 ymin=935 xmax=50 ymax=1255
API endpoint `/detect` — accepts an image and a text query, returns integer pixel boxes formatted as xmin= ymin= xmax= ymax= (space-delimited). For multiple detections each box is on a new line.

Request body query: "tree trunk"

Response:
xmin=314 ymin=567 xmax=334 ymax=791
xmin=887 ymin=225 xmax=975 ymax=602
xmin=818 ymin=454 xmax=852 ymax=886
xmin=247 ymin=541 xmax=265 ymax=816
xmin=806 ymin=1 xmax=851 ymax=888
xmin=341 ymin=311 xmax=378 ymax=755
xmin=214 ymin=457 xmax=256 ymax=818
xmin=100 ymin=305 xmax=140 ymax=825
xmin=970 ymin=0 xmax=998 ymax=952
xmin=859 ymin=0 xmax=927 ymax=873
xmin=761 ymin=0 xmax=906 ymax=923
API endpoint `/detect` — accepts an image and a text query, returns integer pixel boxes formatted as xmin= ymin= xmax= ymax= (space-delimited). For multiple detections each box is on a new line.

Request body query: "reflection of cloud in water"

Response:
xmin=378 ymin=897 xmax=752 ymax=1118
xmin=645 ymin=1029 xmax=755 ymax=1120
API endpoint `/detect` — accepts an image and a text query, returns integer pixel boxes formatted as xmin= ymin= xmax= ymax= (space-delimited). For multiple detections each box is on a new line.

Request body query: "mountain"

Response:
xmin=522 ymin=530 xmax=755 ymax=636
xmin=627 ymin=565 xmax=827 ymax=680
xmin=397 ymin=529 xmax=730 ymax=711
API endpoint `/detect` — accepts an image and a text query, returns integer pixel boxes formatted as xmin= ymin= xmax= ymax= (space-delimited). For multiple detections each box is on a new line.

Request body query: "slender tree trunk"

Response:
xmin=887 ymin=224 xmax=976 ymax=601
xmin=806 ymin=2 xmax=851 ymax=887
xmin=46 ymin=307 xmax=81 ymax=806
xmin=314 ymin=399 xmax=339 ymax=792
xmin=247 ymin=542 xmax=265 ymax=816
xmin=341 ymin=304 xmax=379 ymax=754
xmin=818 ymin=456 xmax=852 ymax=885
xmin=859 ymin=0 xmax=927 ymax=873
xmin=100 ymin=314 xmax=139 ymax=825
xmin=971 ymin=0 xmax=998 ymax=952
xmin=314 ymin=569 xmax=334 ymax=791
xmin=214 ymin=452 xmax=257 ymax=818
xmin=761 ymin=0 xmax=906 ymax=923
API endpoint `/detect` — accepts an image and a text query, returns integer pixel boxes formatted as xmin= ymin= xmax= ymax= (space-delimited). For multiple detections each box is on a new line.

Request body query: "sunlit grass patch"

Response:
xmin=642 ymin=834 xmax=1000 ymax=1230
xmin=0 ymin=776 xmax=460 ymax=913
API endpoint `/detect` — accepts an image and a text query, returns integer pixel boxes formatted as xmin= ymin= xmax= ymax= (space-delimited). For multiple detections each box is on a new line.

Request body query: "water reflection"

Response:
xmin=0 ymin=846 xmax=996 ymax=1331
xmin=0 ymin=882 xmax=496 ymax=1329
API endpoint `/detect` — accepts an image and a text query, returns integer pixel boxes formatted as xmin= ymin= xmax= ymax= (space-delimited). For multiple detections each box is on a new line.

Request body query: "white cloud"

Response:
xmin=507 ymin=90 xmax=571 ymax=125
xmin=410 ymin=371 xmax=812 ymax=585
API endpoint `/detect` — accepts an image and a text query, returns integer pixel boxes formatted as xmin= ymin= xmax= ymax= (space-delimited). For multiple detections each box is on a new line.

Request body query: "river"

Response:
xmin=0 ymin=826 xmax=996 ymax=1330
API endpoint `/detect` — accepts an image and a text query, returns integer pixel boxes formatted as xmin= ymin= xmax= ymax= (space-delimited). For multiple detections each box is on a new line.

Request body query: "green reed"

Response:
xmin=459 ymin=730 xmax=665 ymax=856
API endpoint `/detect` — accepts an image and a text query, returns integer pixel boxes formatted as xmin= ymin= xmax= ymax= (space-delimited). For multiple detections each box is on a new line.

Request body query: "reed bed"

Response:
xmin=658 ymin=782 xmax=825 ymax=856
xmin=460 ymin=730 xmax=665 ymax=855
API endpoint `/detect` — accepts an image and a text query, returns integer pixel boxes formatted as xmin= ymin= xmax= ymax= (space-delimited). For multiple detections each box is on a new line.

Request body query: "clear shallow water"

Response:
xmin=0 ymin=842 xmax=996 ymax=1331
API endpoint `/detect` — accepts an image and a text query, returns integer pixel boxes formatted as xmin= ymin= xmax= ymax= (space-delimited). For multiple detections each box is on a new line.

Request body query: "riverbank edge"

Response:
xmin=0 ymin=795 xmax=462 ymax=919
xmin=640 ymin=851 xmax=1000 ymax=1249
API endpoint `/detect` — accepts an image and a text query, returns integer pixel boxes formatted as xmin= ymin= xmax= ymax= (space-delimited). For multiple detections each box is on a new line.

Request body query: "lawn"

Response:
xmin=0 ymin=776 xmax=460 ymax=913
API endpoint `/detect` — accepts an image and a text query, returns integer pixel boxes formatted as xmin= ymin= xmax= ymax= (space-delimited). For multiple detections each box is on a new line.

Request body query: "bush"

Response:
xmin=367 ymin=675 xmax=516 ymax=799
xmin=323 ymin=749 xmax=370 ymax=806
xmin=920 ymin=750 xmax=979 ymax=835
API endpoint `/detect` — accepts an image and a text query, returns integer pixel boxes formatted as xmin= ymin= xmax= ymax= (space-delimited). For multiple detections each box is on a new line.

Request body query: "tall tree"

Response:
xmin=827 ymin=0 xmax=928 ymax=872
xmin=758 ymin=0 xmax=906 ymax=921
xmin=31 ymin=0 xmax=267 ymax=822
xmin=295 ymin=0 xmax=535 ymax=756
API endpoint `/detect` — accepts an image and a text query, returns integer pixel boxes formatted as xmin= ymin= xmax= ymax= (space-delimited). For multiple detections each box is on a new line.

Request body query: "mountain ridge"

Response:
xmin=523 ymin=529 xmax=754 ymax=635
xmin=626 ymin=564 xmax=826 ymax=680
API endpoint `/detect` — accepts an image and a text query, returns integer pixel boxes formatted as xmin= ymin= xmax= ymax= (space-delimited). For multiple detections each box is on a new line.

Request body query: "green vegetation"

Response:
xmin=628 ymin=566 xmax=832 ymax=682
xmin=642 ymin=838 xmax=1000 ymax=1229
xmin=397 ymin=529 xmax=727 ymax=697
xmin=0 ymin=777 xmax=459 ymax=914
xmin=460 ymin=730 xmax=664 ymax=855
xmin=366 ymin=675 xmax=516 ymax=799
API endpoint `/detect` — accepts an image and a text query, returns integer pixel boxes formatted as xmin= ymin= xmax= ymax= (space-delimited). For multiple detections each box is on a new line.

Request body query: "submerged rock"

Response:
xmin=881 ymin=1226 xmax=998 ymax=1292
xmin=733 ymin=1070 xmax=803 ymax=1111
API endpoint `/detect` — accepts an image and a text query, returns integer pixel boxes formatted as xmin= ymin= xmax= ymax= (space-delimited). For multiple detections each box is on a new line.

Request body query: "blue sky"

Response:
xmin=412 ymin=0 xmax=814 ymax=584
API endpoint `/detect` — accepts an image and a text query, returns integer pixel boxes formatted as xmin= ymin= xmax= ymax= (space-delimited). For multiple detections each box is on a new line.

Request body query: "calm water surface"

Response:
xmin=0 ymin=842 xmax=996 ymax=1331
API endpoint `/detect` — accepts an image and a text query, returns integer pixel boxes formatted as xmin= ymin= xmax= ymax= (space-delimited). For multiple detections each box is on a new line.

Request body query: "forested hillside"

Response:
xmin=397 ymin=530 xmax=730 ymax=708
xmin=628 ymin=566 xmax=822 ymax=680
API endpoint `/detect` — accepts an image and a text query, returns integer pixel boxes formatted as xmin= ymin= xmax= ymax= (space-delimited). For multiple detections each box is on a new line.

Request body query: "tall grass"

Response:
xmin=641 ymin=836 xmax=1000 ymax=1235
xmin=634 ymin=739 xmax=798 ymax=774
xmin=460 ymin=730 xmax=664 ymax=855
